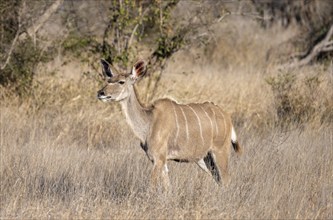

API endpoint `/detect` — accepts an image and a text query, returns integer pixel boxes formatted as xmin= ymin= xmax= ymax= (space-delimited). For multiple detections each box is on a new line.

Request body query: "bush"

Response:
xmin=0 ymin=38 xmax=43 ymax=96
xmin=266 ymin=71 xmax=322 ymax=127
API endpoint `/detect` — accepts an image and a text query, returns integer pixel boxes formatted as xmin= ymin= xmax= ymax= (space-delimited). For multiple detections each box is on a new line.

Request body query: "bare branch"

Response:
xmin=217 ymin=11 xmax=231 ymax=22
xmin=126 ymin=8 xmax=150 ymax=51
xmin=216 ymin=11 xmax=273 ymax=23
xmin=0 ymin=5 xmax=22 ymax=71
xmin=289 ymin=24 xmax=333 ymax=68
xmin=1 ymin=0 xmax=64 ymax=70
xmin=26 ymin=0 xmax=64 ymax=37
xmin=323 ymin=46 xmax=333 ymax=52
xmin=324 ymin=40 xmax=333 ymax=48
xmin=323 ymin=25 xmax=333 ymax=43
xmin=0 ymin=29 xmax=20 ymax=71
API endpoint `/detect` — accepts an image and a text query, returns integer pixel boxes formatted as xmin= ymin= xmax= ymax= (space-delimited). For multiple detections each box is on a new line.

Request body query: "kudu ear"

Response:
xmin=100 ymin=59 xmax=114 ymax=78
xmin=131 ymin=60 xmax=147 ymax=80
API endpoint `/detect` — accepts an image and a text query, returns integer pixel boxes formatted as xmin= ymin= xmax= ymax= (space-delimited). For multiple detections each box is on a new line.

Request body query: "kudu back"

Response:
xmin=97 ymin=59 xmax=243 ymax=189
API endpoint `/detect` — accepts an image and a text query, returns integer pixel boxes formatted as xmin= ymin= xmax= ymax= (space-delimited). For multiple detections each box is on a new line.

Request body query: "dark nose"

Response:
xmin=98 ymin=90 xmax=105 ymax=97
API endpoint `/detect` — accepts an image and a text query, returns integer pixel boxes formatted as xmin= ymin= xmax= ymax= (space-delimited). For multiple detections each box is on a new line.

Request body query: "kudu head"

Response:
xmin=97 ymin=59 xmax=147 ymax=102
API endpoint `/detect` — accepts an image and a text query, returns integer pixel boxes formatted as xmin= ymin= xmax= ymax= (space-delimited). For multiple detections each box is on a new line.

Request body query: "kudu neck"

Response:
xmin=120 ymin=85 xmax=151 ymax=142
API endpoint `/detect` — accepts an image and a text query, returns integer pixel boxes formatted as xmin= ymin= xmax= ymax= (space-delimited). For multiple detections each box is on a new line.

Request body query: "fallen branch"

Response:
xmin=289 ymin=24 xmax=333 ymax=68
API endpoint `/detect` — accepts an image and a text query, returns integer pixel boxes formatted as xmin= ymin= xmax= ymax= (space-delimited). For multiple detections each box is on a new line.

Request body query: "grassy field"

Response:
xmin=1 ymin=0 xmax=333 ymax=218
xmin=1 ymin=60 xmax=332 ymax=219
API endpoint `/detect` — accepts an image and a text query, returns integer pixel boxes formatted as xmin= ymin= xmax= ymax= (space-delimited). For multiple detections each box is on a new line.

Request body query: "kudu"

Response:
xmin=97 ymin=59 xmax=243 ymax=189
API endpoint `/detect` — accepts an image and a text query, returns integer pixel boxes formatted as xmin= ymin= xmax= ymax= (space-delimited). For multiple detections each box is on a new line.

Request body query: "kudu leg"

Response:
xmin=148 ymin=125 xmax=170 ymax=191
xmin=211 ymin=147 xmax=231 ymax=187
xmin=150 ymin=159 xmax=170 ymax=191
xmin=197 ymin=159 xmax=212 ymax=174
xmin=197 ymin=153 xmax=221 ymax=183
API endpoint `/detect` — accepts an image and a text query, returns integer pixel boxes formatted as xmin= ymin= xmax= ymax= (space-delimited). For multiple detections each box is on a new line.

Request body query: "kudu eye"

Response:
xmin=118 ymin=81 xmax=125 ymax=85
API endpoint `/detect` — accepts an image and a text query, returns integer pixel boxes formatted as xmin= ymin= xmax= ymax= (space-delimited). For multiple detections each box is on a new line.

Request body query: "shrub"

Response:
xmin=266 ymin=71 xmax=322 ymax=127
xmin=0 ymin=38 xmax=43 ymax=96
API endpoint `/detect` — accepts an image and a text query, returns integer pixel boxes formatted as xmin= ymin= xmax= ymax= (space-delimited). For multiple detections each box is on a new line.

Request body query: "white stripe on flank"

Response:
xmin=217 ymin=108 xmax=227 ymax=141
xmin=179 ymin=106 xmax=189 ymax=142
xmin=231 ymin=126 xmax=237 ymax=143
xmin=172 ymin=103 xmax=180 ymax=146
xmin=211 ymin=108 xmax=219 ymax=135
xmin=200 ymin=106 xmax=214 ymax=140
xmin=188 ymin=105 xmax=204 ymax=144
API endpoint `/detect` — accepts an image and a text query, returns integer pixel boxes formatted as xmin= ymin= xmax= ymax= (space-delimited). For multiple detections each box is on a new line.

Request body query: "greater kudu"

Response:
xmin=97 ymin=59 xmax=243 ymax=189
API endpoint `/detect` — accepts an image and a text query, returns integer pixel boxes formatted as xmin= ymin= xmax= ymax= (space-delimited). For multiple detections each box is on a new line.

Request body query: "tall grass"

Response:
xmin=1 ymin=65 xmax=332 ymax=219
xmin=1 ymin=16 xmax=332 ymax=219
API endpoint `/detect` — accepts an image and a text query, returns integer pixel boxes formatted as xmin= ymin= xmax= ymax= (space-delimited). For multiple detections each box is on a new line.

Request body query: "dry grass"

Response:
xmin=1 ymin=17 xmax=333 ymax=219
xmin=1 ymin=66 xmax=332 ymax=219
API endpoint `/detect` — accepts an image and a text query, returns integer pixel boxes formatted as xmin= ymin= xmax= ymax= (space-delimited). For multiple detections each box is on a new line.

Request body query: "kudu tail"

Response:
xmin=231 ymin=127 xmax=243 ymax=155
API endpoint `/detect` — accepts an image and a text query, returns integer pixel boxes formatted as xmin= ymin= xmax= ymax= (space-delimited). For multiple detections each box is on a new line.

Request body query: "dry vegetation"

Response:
xmin=1 ymin=64 xmax=332 ymax=219
xmin=1 ymin=1 xmax=333 ymax=219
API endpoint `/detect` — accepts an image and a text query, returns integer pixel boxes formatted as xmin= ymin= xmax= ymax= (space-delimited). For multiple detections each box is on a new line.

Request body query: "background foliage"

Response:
xmin=1 ymin=0 xmax=332 ymax=94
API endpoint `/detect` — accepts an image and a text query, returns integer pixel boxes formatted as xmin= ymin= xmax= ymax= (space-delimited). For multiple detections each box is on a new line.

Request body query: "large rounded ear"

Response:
xmin=100 ymin=59 xmax=114 ymax=78
xmin=131 ymin=60 xmax=147 ymax=80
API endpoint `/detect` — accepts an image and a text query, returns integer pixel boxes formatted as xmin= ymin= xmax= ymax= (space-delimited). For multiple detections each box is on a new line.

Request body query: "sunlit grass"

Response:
xmin=1 ymin=63 xmax=332 ymax=218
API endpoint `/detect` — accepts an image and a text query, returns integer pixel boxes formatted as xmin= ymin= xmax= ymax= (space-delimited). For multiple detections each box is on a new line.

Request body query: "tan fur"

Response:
xmin=97 ymin=59 xmax=243 ymax=189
